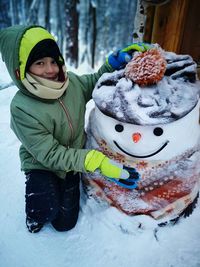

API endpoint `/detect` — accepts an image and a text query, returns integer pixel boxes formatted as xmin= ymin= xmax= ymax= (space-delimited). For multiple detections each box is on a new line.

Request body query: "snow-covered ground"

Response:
xmin=0 ymin=57 xmax=200 ymax=267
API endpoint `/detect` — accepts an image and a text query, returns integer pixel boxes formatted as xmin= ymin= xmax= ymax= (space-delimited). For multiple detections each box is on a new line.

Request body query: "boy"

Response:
xmin=0 ymin=25 xmax=146 ymax=233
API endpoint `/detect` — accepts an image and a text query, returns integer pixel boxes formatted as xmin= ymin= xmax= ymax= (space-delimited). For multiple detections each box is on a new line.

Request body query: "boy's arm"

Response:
xmin=10 ymin=105 xmax=89 ymax=173
xmin=10 ymin=105 xmax=130 ymax=180
xmin=72 ymin=62 xmax=114 ymax=102
xmin=73 ymin=42 xmax=152 ymax=102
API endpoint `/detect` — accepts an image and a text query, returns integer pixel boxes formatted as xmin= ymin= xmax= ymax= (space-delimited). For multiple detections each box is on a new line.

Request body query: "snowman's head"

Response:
xmin=94 ymin=101 xmax=200 ymax=160
xmin=92 ymin=49 xmax=200 ymax=161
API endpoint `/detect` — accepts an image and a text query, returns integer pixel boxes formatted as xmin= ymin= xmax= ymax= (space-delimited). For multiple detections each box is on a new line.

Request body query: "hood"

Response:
xmin=0 ymin=25 xmax=64 ymax=97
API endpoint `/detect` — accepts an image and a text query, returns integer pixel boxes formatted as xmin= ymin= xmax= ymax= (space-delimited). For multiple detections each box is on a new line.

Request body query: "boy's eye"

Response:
xmin=35 ymin=61 xmax=44 ymax=65
xmin=51 ymin=60 xmax=58 ymax=66
xmin=115 ymin=124 xmax=124 ymax=132
xmin=153 ymin=127 xmax=163 ymax=136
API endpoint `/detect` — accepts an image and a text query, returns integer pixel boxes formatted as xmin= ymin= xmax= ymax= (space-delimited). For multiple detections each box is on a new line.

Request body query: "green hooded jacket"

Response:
xmin=0 ymin=25 xmax=113 ymax=178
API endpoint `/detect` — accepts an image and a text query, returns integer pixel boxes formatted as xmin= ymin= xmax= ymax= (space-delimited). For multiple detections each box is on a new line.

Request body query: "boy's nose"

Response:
xmin=132 ymin=132 xmax=141 ymax=143
xmin=46 ymin=64 xmax=54 ymax=73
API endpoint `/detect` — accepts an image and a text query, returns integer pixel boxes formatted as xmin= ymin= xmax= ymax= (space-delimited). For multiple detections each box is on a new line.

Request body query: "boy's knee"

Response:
xmin=51 ymin=205 xmax=79 ymax=231
xmin=52 ymin=219 xmax=78 ymax=232
xmin=28 ymin=206 xmax=59 ymax=224
xmin=25 ymin=191 xmax=60 ymax=224
xmin=25 ymin=170 xmax=60 ymax=224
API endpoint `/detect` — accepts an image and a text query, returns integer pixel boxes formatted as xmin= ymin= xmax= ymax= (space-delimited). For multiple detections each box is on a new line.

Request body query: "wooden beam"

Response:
xmin=143 ymin=5 xmax=156 ymax=43
xmin=150 ymin=0 xmax=189 ymax=52
xmin=180 ymin=0 xmax=200 ymax=64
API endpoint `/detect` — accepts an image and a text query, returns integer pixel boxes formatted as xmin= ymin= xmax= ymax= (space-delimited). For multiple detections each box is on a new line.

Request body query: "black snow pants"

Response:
xmin=25 ymin=170 xmax=80 ymax=231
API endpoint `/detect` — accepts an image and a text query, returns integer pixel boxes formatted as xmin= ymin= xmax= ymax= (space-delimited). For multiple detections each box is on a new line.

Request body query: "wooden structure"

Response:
xmin=144 ymin=0 xmax=200 ymax=76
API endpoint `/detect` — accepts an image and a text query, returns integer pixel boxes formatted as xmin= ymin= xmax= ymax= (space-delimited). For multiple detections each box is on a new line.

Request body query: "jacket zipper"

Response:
xmin=58 ymin=98 xmax=74 ymax=148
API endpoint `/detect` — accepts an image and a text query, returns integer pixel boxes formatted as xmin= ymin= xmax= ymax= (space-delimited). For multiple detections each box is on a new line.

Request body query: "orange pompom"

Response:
xmin=124 ymin=48 xmax=167 ymax=86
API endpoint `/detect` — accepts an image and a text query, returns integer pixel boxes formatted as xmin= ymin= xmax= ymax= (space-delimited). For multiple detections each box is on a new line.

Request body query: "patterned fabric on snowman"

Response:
xmin=83 ymin=48 xmax=200 ymax=222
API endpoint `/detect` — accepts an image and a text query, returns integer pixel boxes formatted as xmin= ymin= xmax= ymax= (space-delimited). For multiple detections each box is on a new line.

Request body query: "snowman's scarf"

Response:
xmin=84 ymin=120 xmax=200 ymax=221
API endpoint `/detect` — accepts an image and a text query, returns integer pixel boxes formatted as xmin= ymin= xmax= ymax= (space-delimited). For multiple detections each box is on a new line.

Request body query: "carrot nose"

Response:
xmin=132 ymin=132 xmax=141 ymax=143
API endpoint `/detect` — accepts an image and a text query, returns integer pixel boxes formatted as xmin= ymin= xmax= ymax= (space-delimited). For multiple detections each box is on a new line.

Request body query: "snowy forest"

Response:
xmin=1 ymin=1 xmax=200 ymax=267
xmin=0 ymin=0 xmax=141 ymax=68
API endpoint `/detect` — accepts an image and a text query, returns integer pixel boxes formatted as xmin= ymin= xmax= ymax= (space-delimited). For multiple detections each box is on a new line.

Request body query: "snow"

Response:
xmin=1 ymin=57 xmax=200 ymax=267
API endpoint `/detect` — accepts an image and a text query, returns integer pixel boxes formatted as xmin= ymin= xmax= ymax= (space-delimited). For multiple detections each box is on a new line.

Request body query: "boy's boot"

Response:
xmin=26 ymin=216 xmax=44 ymax=233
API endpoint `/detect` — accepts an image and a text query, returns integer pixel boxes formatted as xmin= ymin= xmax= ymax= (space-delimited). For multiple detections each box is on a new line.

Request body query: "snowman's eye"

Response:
xmin=115 ymin=124 xmax=124 ymax=132
xmin=153 ymin=127 xmax=163 ymax=136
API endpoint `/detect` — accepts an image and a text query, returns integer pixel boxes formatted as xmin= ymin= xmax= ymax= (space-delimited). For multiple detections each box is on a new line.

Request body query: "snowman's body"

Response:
xmin=83 ymin=51 xmax=200 ymax=222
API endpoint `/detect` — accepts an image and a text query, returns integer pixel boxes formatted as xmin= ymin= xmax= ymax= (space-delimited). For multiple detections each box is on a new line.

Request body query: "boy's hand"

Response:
xmin=107 ymin=43 xmax=152 ymax=70
xmin=84 ymin=150 xmax=129 ymax=179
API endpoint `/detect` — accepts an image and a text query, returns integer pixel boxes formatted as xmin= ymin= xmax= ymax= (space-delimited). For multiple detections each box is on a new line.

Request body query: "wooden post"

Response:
xmin=144 ymin=0 xmax=189 ymax=53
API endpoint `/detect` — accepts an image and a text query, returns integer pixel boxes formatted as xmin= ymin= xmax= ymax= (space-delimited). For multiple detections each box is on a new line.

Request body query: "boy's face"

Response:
xmin=29 ymin=57 xmax=59 ymax=81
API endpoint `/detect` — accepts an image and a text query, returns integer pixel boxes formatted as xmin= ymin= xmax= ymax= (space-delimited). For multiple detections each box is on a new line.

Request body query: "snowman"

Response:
xmin=83 ymin=47 xmax=200 ymax=223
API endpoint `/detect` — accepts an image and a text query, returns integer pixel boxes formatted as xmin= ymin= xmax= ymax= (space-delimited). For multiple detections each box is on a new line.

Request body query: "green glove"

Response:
xmin=121 ymin=43 xmax=151 ymax=53
xmin=84 ymin=150 xmax=129 ymax=179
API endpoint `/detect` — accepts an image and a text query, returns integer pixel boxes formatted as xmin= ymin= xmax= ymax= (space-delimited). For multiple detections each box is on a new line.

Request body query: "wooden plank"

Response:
xmin=143 ymin=5 xmax=155 ymax=43
xmin=180 ymin=0 xmax=200 ymax=64
xmin=151 ymin=0 xmax=189 ymax=52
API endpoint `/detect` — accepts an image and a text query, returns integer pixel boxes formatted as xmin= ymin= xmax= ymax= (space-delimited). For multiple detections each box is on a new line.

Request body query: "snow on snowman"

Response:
xmin=83 ymin=46 xmax=200 ymax=224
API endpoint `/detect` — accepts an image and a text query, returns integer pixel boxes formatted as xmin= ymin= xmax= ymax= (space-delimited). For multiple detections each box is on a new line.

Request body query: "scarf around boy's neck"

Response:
xmin=21 ymin=69 xmax=69 ymax=100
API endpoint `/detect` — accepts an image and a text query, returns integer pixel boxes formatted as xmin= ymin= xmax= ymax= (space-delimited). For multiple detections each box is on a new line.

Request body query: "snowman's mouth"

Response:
xmin=113 ymin=140 xmax=169 ymax=158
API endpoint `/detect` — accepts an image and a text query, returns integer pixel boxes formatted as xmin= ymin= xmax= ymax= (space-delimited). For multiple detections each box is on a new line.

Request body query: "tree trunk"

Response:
xmin=26 ymin=0 xmax=40 ymax=25
xmin=0 ymin=0 xmax=11 ymax=28
xmin=10 ymin=0 xmax=19 ymax=25
xmin=44 ymin=0 xmax=50 ymax=32
xmin=64 ymin=0 xmax=79 ymax=68
xmin=89 ymin=1 xmax=97 ymax=68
